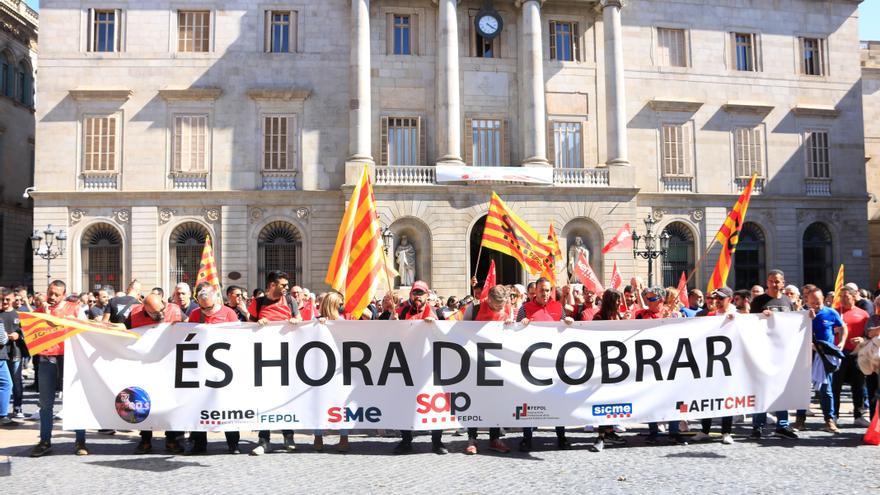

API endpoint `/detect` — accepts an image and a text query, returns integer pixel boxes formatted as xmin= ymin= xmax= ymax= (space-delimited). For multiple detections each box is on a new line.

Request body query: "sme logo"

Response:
xmin=327 ymin=406 xmax=382 ymax=424
xmin=592 ymin=403 xmax=633 ymax=419
xmin=415 ymin=392 xmax=474 ymax=424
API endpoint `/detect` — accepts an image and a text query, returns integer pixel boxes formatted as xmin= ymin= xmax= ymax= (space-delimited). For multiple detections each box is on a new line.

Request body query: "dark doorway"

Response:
xmin=470 ymin=215 xmax=523 ymax=286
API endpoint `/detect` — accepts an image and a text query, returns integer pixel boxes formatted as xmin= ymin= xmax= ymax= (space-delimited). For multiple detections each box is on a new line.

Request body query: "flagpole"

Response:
xmin=473 ymin=244 xmax=484 ymax=288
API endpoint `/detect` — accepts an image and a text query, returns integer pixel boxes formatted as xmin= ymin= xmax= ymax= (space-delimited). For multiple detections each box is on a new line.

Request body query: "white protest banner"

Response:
xmin=435 ymin=165 xmax=554 ymax=185
xmin=63 ymin=313 xmax=810 ymax=431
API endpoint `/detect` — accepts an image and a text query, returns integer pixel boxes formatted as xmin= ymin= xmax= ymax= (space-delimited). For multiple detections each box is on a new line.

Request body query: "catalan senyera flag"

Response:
xmin=832 ymin=264 xmax=845 ymax=309
xmin=19 ymin=312 xmax=139 ymax=355
xmin=325 ymin=166 xmax=386 ymax=319
xmin=196 ymin=234 xmax=220 ymax=290
xmin=481 ymin=192 xmax=555 ymax=276
xmin=707 ymin=173 xmax=757 ymax=293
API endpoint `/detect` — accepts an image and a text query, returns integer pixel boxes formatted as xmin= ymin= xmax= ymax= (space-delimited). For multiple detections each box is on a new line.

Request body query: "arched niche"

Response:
xmin=389 ymin=216 xmax=432 ymax=288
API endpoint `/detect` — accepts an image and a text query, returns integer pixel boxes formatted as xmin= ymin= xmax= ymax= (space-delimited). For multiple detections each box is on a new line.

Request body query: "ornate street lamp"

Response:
xmin=632 ymin=216 xmax=670 ymax=287
xmin=31 ymin=224 xmax=66 ymax=287
xmin=382 ymin=227 xmax=394 ymax=257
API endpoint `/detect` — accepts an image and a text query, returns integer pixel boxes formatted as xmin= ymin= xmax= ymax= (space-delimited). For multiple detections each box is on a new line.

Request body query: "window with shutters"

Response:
xmin=731 ymin=32 xmax=760 ymax=71
xmin=660 ymin=123 xmax=692 ymax=176
xmin=549 ymin=21 xmax=578 ymax=61
xmin=177 ymin=11 xmax=211 ymax=52
xmin=89 ymin=9 xmax=120 ymax=52
xmin=262 ymin=115 xmax=296 ymax=171
xmin=265 ymin=10 xmax=296 ymax=53
xmin=382 ymin=116 xmax=423 ymax=166
xmin=83 ymin=115 xmax=119 ymax=173
xmin=799 ymin=37 xmax=825 ymax=76
xmin=392 ymin=14 xmax=412 ymax=55
xmin=733 ymin=126 xmax=764 ymax=178
xmin=173 ymin=115 xmax=208 ymax=173
xmin=656 ymin=28 xmax=688 ymax=67
xmin=550 ymin=121 xmax=584 ymax=168
xmin=805 ymin=130 xmax=830 ymax=178
xmin=470 ymin=119 xmax=504 ymax=166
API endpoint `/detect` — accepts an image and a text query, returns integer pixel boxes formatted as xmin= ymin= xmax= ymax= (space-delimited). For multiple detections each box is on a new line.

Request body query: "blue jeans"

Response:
xmin=752 ymin=410 xmax=789 ymax=430
xmin=10 ymin=359 xmax=23 ymax=410
xmin=0 ymin=360 xmax=11 ymax=417
xmin=38 ymin=356 xmax=85 ymax=444
xmin=648 ymin=421 xmax=681 ymax=436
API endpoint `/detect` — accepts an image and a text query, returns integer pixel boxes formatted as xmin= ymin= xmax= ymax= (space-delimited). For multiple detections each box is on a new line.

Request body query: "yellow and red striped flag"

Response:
xmin=196 ymin=234 xmax=220 ymax=290
xmin=832 ymin=264 xmax=845 ymax=309
xmin=707 ymin=174 xmax=757 ymax=293
xmin=481 ymin=192 xmax=555 ymax=276
xmin=19 ymin=311 xmax=139 ymax=355
xmin=325 ymin=166 xmax=385 ymax=319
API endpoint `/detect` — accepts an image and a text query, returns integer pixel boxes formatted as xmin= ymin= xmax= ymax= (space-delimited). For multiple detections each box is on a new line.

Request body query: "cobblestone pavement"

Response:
xmin=2 ymin=386 xmax=880 ymax=494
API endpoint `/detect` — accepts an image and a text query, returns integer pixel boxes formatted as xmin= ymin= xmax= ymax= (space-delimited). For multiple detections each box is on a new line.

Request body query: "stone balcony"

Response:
xmin=81 ymin=172 xmax=118 ymax=191
xmin=371 ymin=165 xmax=611 ymax=187
xmin=805 ymin=178 xmax=831 ymax=196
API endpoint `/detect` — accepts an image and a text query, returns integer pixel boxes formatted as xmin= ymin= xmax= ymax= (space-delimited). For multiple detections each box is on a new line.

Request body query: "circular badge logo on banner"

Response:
xmin=115 ymin=387 xmax=151 ymax=424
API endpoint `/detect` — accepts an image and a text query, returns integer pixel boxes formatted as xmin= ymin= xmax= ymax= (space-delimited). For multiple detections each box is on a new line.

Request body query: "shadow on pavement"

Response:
xmin=86 ymin=456 xmax=206 ymax=472
xmin=664 ymin=451 xmax=727 ymax=459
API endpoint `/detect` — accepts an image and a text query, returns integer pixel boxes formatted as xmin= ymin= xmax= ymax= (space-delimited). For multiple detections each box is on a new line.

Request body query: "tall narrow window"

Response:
xmin=733 ymin=222 xmax=765 ymax=290
xmin=393 ymin=15 xmax=412 ymax=55
xmin=476 ymin=34 xmax=494 ymax=58
xmin=81 ymin=223 xmax=122 ymax=292
xmin=805 ymin=130 xmax=830 ymax=178
xmin=662 ymin=222 xmax=695 ymax=288
xmin=549 ymin=21 xmax=578 ymax=61
xmin=551 ymin=121 xmax=583 ymax=168
xmin=263 ymin=116 xmax=294 ymax=171
xmin=733 ymin=32 xmax=756 ymax=71
xmin=660 ymin=123 xmax=691 ymax=176
xmin=258 ymin=221 xmax=302 ymax=286
xmin=173 ymin=115 xmax=208 ymax=172
xmin=83 ymin=116 xmax=117 ymax=172
xmin=169 ymin=223 xmax=208 ymax=286
xmin=266 ymin=11 xmax=294 ymax=53
xmin=800 ymin=37 xmax=825 ymax=76
xmin=90 ymin=10 xmax=118 ymax=52
xmin=734 ymin=126 xmax=764 ymax=178
xmin=803 ymin=223 xmax=833 ymax=290
xmin=386 ymin=117 xmax=420 ymax=166
xmin=178 ymin=11 xmax=211 ymax=52
xmin=471 ymin=119 xmax=503 ymax=166
xmin=656 ymin=28 xmax=687 ymax=67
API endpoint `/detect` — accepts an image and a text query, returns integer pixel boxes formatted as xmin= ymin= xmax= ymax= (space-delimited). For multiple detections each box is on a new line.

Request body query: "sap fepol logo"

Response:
xmin=115 ymin=387 xmax=151 ymax=424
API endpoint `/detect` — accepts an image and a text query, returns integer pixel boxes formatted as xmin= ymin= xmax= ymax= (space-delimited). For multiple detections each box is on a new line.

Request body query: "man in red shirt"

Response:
xmin=249 ymin=270 xmax=301 ymax=455
xmin=29 ymin=280 xmax=88 ymax=457
xmin=635 ymin=287 xmax=666 ymax=319
xmin=833 ymin=286 xmax=871 ymax=427
xmin=128 ymin=294 xmax=185 ymax=455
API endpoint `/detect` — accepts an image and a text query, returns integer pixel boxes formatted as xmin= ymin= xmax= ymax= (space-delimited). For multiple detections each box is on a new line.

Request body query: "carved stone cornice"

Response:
xmin=158 ymin=88 xmax=223 ymax=102
xmin=246 ymin=88 xmax=311 ymax=101
xmin=648 ymin=98 xmax=703 ymax=113
xmin=68 ymin=89 xmax=132 ymax=102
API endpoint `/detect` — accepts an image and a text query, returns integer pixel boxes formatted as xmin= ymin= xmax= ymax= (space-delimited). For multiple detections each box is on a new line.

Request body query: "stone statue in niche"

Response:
xmin=567 ymin=236 xmax=590 ymax=283
xmin=395 ymin=235 xmax=417 ymax=287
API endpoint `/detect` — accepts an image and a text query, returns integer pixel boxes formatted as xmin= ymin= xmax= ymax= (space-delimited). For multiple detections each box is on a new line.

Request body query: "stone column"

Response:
xmin=519 ymin=0 xmax=549 ymax=166
xmin=347 ymin=0 xmax=374 ymax=179
xmin=436 ymin=0 xmax=464 ymax=165
xmin=601 ymin=0 xmax=629 ymax=166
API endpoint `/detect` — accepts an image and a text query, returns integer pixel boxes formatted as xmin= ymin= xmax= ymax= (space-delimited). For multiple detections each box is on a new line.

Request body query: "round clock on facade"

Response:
xmin=475 ymin=10 xmax=502 ymax=39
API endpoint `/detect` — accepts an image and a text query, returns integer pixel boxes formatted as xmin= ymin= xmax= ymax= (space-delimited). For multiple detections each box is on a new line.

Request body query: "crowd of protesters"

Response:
xmin=2 ymin=268 xmax=880 ymax=457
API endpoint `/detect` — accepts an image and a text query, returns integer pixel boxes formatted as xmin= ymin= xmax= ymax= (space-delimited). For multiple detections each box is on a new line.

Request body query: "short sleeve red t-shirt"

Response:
xmin=188 ymin=305 xmax=240 ymax=324
xmin=841 ymin=306 xmax=870 ymax=352
xmin=128 ymin=303 xmax=184 ymax=329
xmin=635 ymin=309 xmax=664 ymax=320
xmin=248 ymin=296 xmax=294 ymax=322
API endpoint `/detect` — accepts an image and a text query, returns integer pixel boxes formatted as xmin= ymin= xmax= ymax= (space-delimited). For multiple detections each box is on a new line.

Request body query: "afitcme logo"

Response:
xmin=592 ymin=403 xmax=633 ymax=419
xmin=512 ymin=403 xmax=558 ymax=420
xmin=115 ymin=387 xmax=151 ymax=424
xmin=327 ymin=405 xmax=382 ymax=424
xmin=199 ymin=408 xmax=259 ymax=425
xmin=416 ymin=392 xmax=481 ymax=423
xmin=676 ymin=395 xmax=756 ymax=413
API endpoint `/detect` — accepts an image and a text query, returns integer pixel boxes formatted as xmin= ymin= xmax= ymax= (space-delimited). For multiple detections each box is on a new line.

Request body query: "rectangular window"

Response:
xmin=178 ymin=11 xmax=211 ymax=52
xmin=263 ymin=116 xmax=294 ymax=171
xmin=472 ymin=119 xmax=503 ymax=166
xmin=83 ymin=116 xmax=117 ymax=172
xmin=90 ymin=10 xmax=118 ymax=52
xmin=660 ymin=123 xmax=692 ymax=176
xmin=173 ymin=115 xmax=208 ymax=172
xmin=386 ymin=117 xmax=420 ymax=166
xmin=266 ymin=10 xmax=294 ymax=53
xmin=733 ymin=32 xmax=756 ymax=71
xmin=733 ymin=126 xmax=764 ymax=178
xmin=475 ymin=34 xmax=495 ymax=58
xmin=393 ymin=15 xmax=412 ymax=55
xmin=549 ymin=21 xmax=578 ymax=62
xmin=551 ymin=121 xmax=583 ymax=168
xmin=800 ymin=37 xmax=825 ymax=76
xmin=656 ymin=28 xmax=687 ymax=67
xmin=805 ymin=130 xmax=830 ymax=178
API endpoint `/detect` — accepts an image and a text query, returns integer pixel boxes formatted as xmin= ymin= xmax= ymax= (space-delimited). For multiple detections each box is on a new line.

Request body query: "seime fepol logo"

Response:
xmin=592 ymin=403 xmax=633 ymax=419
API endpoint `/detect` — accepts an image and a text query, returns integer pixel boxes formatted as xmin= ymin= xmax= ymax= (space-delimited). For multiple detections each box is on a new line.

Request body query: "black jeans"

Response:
xmin=400 ymin=430 xmax=442 ymax=445
xmin=832 ymin=353 xmax=867 ymax=419
xmin=522 ymin=426 xmax=566 ymax=441
xmin=257 ymin=429 xmax=294 ymax=441
xmin=467 ymin=427 xmax=501 ymax=440
xmin=701 ymin=417 xmax=733 ymax=434
xmin=867 ymin=373 xmax=879 ymax=419
xmin=189 ymin=431 xmax=240 ymax=449
xmin=140 ymin=430 xmax=182 ymax=443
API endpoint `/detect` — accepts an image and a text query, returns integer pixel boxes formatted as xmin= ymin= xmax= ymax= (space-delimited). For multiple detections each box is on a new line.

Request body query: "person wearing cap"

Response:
xmin=393 ymin=281 xmax=447 ymax=455
xmin=691 ymin=287 xmax=736 ymax=445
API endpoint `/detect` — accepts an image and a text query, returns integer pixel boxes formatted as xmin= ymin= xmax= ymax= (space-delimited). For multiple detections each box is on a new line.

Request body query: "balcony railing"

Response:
xmin=81 ymin=173 xmax=118 ymax=191
xmin=375 ymin=165 xmax=436 ymax=185
xmin=662 ymin=176 xmax=694 ymax=192
xmin=262 ymin=171 xmax=297 ymax=190
xmin=553 ymin=168 xmax=609 ymax=186
xmin=805 ymin=178 xmax=831 ymax=196
xmin=171 ymin=172 xmax=208 ymax=190
xmin=735 ymin=176 xmax=765 ymax=194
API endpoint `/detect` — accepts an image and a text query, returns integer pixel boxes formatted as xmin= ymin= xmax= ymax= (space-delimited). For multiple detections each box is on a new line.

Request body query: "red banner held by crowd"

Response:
xmin=574 ymin=252 xmax=604 ymax=294
xmin=602 ymin=223 xmax=633 ymax=254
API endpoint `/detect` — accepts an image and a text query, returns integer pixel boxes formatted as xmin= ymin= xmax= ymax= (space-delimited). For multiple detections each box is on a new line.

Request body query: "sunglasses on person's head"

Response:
xmin=645 ymin=295 xmax=661 ymax=303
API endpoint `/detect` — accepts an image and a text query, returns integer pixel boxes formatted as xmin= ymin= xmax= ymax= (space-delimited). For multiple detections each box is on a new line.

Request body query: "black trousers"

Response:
xmin=701 ymin=417 xmax=733 ymax=434
xmin=832 ymin=353 xmax=867 ymax=419
xmin=867 ymin=373 xmax=879 ymax=419
xmin=467 ymin=427 xmax=501 ymax=440
xmin=189 ymin=431 xmax=240 ymax=449
xmin=257 ymin=429 xmax=294 ymax=440
xmin=522 ymin=426 xmax=566 ymax=441
xmin=140 ymin=430 xmax=182 ymax=443
xmin=400 ymin=430 xmax=442 ymax=445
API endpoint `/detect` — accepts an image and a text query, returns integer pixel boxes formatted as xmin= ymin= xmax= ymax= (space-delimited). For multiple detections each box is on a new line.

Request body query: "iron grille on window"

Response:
xmin=661 ymin=222 xmax=695 ymax=287
xmin=258 ymin=221 xmax=302 ymax=286
xmin=82 ymin=223 xmax=122 ymax=292
xmin=169 ymin=223 xmax=208 ymax=286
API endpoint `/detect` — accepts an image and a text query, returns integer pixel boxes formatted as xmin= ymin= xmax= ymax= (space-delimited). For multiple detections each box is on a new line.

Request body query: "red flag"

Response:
xmin=480 ymin=260 xmax=497 ymax=302
xmin=602 ymin=223 xmax=633 ymax=254
xmin=677 ymin=271 xmax=688 ymax=307
xmin=610 ymin=262 xmax=622 ymax=290
xmin=574 ymin=252 xmax=604 ymax=294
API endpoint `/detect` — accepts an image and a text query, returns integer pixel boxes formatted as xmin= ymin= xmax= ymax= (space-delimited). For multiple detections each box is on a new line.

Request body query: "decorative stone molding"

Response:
xmin=722 ymin=101 xmax=774 ymax=114
xmin=158 ymin=88 xmax=223 ymax=102
xmin=792 ymin=104 xmax=838 ymax=118
xmin=651 ymin=208 xmax=666 ymax=221
xmin=159 ymin=208 xmax=176 ymax=225
xmin=690 ymin=208 xmax=705 ymax=222
xmin=295 ymin=207 xmax=310 ymax=220
xmin=249 ymin=207 xmax=266 ymax=224
xmin=70 ymin=208 xmax=88 ymax=225
xmin=68 ymin=89 xmax=132 ymax=102
xmin=648 ymin=98 xmax=703 ymax=113
xmin=203 ymin=208 xmax=221 ymax=223
xmin=112 ymin=209 xmax=130 ymax=223
xmin=246 ymin=88 xmax=311 ymax=101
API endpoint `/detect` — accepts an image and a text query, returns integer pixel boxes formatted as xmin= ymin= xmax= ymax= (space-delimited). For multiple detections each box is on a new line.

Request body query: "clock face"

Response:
xmin=476 ymin=13 xmax=502 ymax=39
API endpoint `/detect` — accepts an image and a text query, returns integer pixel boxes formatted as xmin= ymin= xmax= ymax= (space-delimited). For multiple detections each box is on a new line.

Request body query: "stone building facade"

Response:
xmin=0 ymin=0 xmax=36 ymax=287
xmin=32 ymin=0 xmax=869 ymax=297
xmin=863 ymin=40 xmax=880 ymax=289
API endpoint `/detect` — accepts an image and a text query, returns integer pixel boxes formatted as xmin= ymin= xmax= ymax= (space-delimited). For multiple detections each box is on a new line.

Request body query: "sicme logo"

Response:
xmin=327 ymin=405 xmax=382 ymax=424
xmin=199 ymin=409 xmax=258 ymax=425
xmin=676 ymin=395 xmax=756 ymax=413
xmin=416 ymin=392 xmax=480 ymax=424
xmin=512 ymin=403 xmax=547 ymax=420
xmin=592 ymin=403 xmax=633 ymax=419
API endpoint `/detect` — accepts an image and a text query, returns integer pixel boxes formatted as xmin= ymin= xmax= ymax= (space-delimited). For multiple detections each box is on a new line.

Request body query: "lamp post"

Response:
xmin=382 ymin=227 xmax=394 ymax=257
xmin=31 ymin=224 xmax=67 ymax=287
xmin=631 ymin=216 xmax=670 ymax=287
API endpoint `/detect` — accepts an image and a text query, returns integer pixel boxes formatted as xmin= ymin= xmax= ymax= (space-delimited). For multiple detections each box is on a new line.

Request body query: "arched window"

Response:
xmin=1 ymin=52 xmax=13 ymax=98
xmin=733 ymin=222 xmax=766 ymax=290
xmin=169 ymin=222 xmax=208 ymax=286
xmin=81 ymin=223 xmax=122 ymax=292
xmin=258 ymin=221 xmax=302 ymax=286
xmin=803 ymin=222 xmax=833 ymax=290
xmin=662 ymin=222 xmax=696 ymax=288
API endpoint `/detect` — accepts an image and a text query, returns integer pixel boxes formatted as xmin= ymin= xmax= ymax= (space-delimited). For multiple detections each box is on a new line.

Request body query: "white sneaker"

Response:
xmin=691 ymin=432 xmax=710 ymax=442
xmin=721 ymin=433 xmax=734 ymax=445
xmin=283 ymin=433 xmax=297 ymax=452
xmin=250 ymin=439 xmax=271 ymax=456
xmin=613 ymin=425 xmax=627 ymax=433
xmin=854 ymin=417 xmax=871 ymax=428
